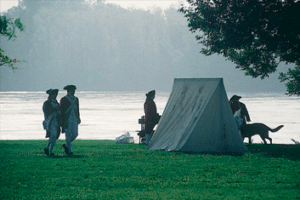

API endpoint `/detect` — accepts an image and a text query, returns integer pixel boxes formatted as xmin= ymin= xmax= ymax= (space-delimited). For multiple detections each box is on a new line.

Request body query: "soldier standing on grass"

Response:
xmin=229 ymin=95 xmax=251 ymax=127
xmin=60 ymin=85 xmax=81 ymax=155
xmin=43 ymin=89 xmax=61 ymax=156
xmin=144 ymin=90 xmax=160 ymax=146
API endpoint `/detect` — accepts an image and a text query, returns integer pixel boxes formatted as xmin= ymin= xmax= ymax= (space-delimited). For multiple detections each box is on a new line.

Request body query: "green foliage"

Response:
xmin=0 ymin=140 xmax=299 ymax=199
xmin=179 ymin=0 xmax=300 ymax=95
xmin=279 ymin=66 xmax=300 ymax=96
xmin=0 ymin=49 xmax=18 ymax=71
xmin=0 ymin=15 xmax=24 ymax=70
xmin=0 ymin=16 xmax=24 ymax=40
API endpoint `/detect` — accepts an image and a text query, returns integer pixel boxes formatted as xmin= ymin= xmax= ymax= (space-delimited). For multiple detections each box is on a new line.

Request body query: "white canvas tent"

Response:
xmin=147 ymin=78 xmax=248 ymax=154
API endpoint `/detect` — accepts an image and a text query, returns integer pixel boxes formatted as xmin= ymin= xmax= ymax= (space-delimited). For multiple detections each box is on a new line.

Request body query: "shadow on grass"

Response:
xmin=47 ymin=154 xmax=85 ymax=159
xmin=246 ymin=144 xmax=300 ymax=161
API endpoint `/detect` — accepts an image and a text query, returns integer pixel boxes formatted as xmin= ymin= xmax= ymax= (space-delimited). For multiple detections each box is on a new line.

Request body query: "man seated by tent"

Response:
xmin=144 ymin=90 xmax=160 ymax=146
xmin=230 ymin=100 xmax=243 ymax=131
xmin=229 ymin=95 xmax=251 ymax=129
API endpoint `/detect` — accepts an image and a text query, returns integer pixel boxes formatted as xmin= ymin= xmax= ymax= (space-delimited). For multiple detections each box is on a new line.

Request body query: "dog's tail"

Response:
xmin=269 ymin=125 xmax=284 ymax=133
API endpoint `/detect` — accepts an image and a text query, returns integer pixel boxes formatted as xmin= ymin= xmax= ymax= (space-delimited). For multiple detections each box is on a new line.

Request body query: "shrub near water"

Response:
xmin=0 ymin=140 xmax=299 ymax=199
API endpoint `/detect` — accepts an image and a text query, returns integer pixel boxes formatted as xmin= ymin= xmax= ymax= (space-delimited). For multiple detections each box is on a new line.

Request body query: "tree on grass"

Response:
xmin=0 ymin=16 xmax=24 ymax=71
xmin=179 ymin=0 xmax=300 ymax=95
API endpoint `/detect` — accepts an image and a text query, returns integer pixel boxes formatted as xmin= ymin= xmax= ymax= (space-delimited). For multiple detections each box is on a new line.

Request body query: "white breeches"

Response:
xmin=65 ymin=109 xmax=78 ymax=153
xmin=47 ymin=117 xmax=59 ymax=153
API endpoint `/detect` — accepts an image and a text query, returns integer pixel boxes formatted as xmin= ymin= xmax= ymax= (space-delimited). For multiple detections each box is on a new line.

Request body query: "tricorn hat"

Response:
xmin=146 ymin=90 xmax=155 ymax=97
xmin=63 ymin=85 xmax=77 ymax=91
xmin=46 ymin=89 xmax=59 ymax=95
xmin=229 ymin=95 xmax=242 ymax=101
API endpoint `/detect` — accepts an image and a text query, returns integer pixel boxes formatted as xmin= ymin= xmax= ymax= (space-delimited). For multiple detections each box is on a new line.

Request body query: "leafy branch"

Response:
xmin=0 ymin=16 xmax=24 ymax=71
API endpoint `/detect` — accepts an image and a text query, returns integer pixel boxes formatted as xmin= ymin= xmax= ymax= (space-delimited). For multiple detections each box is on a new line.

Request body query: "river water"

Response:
xmin=0 ymin=91 xmax=299 ymax=144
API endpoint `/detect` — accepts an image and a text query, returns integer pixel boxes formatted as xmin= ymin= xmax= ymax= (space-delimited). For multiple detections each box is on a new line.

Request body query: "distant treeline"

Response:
xmin=0 ymin=0 xmax=285 ymax=92
xmin=1 ymin=0 xmax=205 ymax=91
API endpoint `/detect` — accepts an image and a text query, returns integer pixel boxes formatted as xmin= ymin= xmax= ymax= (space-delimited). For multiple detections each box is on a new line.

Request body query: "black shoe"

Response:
xmin=44 ymin=148 xmax=49 ymax=155
xmin=62 ymin=144 xmax=69 ymax=154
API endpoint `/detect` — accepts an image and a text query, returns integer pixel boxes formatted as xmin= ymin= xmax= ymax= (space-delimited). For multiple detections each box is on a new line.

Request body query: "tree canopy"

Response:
xmin=0 ymin=15 xmax=24 ymax=70
xmin=179 ymin=0 xmax=300 ymax=95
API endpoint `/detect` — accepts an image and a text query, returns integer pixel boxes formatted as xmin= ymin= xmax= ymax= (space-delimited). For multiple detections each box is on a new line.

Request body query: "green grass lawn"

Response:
xmin=0 ymin=140 xmax=299 ymax=199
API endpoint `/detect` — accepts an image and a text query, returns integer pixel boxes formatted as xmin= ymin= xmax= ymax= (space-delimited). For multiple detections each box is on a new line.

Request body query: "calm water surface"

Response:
xmin=0 ymin=91 xmax=299 ymax=144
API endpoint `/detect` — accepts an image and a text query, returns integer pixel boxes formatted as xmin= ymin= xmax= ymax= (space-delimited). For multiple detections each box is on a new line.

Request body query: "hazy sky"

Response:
xmin=0 ymin=0 xmax=181 ymax=14
xmin=104 ymin=0 xmax=180 ymax=10
xmin=0 ymin=0 xmax=19 ymax=13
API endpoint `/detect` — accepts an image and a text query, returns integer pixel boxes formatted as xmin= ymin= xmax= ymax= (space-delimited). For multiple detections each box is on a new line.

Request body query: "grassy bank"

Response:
xmin=0 ymin=140 xmax=299 ymax=199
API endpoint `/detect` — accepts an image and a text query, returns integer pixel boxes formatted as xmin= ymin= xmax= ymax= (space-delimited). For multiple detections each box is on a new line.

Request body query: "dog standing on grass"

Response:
xmin=241 ymin=123 xmax=284 ymax=145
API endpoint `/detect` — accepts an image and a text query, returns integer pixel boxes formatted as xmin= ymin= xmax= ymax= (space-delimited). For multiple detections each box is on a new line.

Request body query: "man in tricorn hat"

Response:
xmin=229 ymin=95 xmax=251 ymax=127
xmin=43 ymin=89 xmax=60 ymax=156
xmin=60 ymin=85 xmax=81 ymax=155
xmin=144 ymin=90 xmax=160 ymax=146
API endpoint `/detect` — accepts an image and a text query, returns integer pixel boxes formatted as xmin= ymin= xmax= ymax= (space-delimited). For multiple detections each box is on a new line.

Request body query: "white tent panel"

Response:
xmin=148 ymin=78 xmax=248 ymax=154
